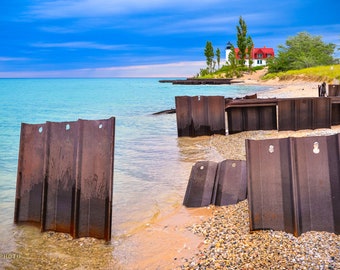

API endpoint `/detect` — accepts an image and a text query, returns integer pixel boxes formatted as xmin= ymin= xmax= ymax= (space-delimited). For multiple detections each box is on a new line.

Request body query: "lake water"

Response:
xmin=0 ymin=78 xmax=269 ymax=268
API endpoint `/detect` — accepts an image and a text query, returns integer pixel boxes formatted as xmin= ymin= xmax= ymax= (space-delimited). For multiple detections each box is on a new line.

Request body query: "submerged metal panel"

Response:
xmin=278 ymin=98 xmax=331 ymax=131
xmin=183 ymin=161 xmax=218 ymax=207
xmin=175 ymin=96 xmax=225 ymax=137
xmin=42 ymin=120 xmax=79 ymax=234
xmin=213 ymin=160 xmax=247 ymax=206
xmin=207 ymin=96 xmax=226 ymax=135
xmin=14 ymin=117 xmax=115 ymax=241
xmin=247 ymin=134 xmax=340 ymax=236
xmin=15 ymin=123 xmax=47 ymax=224
xmin=76 ymin=119 xmax=115 ymax=240
xmin=175 ymin=96 xmax=192 ymax=137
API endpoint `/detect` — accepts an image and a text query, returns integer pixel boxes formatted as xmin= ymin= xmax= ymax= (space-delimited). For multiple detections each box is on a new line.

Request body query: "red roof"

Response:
xmin=234 ymin=46 xmax=274 ymax=59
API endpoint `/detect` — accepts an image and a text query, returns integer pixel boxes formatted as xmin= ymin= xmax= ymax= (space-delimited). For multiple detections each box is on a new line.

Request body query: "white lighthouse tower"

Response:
xmin=225 ymin=41 xmax=233 ymax=64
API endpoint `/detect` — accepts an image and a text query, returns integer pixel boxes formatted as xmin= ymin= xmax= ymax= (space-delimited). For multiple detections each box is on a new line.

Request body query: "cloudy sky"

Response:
xmin=1 ymin=0 xmax=339 ymax=77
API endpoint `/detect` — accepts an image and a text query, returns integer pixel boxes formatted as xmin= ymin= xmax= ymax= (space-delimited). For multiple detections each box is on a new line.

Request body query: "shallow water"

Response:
xmin=0 ymin=78 xmax=269 ymax=268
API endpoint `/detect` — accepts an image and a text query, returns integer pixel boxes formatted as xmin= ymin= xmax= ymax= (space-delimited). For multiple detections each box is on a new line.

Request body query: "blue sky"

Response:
xmin=1 ymin=0 xmax=339 ymax=77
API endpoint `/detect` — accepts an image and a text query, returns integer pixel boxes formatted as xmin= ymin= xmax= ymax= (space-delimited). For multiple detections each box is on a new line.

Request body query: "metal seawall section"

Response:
xmin=278 ymin=98 xmax=331 ymax=131
xmin=14 ymin=117 xmax=115 ymax=241
xmin=246 ymin=134 xmax=340 ymax=236
xmin=175 ymin=96 xmax=226 ymax=137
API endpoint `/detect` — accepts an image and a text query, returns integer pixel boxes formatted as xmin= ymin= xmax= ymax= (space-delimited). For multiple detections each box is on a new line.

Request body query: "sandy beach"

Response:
xmin=114 ymin=72 xmax=340 ymax=269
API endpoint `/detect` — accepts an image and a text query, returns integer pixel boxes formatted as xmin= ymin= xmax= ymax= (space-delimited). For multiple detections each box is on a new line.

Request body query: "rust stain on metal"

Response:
xmin=14 ymin=123 xmax=47 ymax=224
xmin=175 ymin=96 xmax=225 ymax=137
xmin=183 ymin=160 xmax=247 ymax=207
xmin=14 ymin=117 xmax=115 ymax=241
xmin=246 ymin=134 xmax=340 ymax=236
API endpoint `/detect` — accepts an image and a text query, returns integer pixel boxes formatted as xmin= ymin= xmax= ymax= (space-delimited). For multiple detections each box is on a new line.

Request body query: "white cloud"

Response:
xmin=0 ymin=57 xmax=29 ymax=61
xmin=28 ymin=0 xmax=223 ymax=19
xmin=0 ymin=61 xmax=205 ymax=78
xmin=31 ymin=41 xmax=128 ymax=50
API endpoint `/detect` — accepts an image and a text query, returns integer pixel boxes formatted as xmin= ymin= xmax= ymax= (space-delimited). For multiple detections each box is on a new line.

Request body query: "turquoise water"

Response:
xmin=0 ymin=78 xmax=269 ymax=267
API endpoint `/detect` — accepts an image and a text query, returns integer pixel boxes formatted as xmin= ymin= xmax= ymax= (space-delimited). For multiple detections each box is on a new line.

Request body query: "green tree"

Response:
xmin=236 ymin=16 xmax=248 ymax=67
xmin=228 ymin=43 xmax=237 ymax=68
xmin=216 ymin=48 xmax=221 ymax=69
xmin=268 ymin=32 xmax=336 ymax=72
xmin=246 ymin=36 xmax=254 ymax=70
xmin=204 ymin=41 xmax=215 ymax=73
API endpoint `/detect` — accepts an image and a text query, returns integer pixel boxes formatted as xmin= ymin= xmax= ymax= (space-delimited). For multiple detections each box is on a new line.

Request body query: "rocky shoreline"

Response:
xmin=181 ymin=200 xmax=339 ymax=269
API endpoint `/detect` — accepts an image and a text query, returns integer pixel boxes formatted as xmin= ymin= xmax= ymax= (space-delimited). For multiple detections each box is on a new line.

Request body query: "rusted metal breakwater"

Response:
xmin=175 ymin=96 xmax=226 ymax=137
xmin=14 ymin=117 xmax=115 ymax=241
xmin=176 ymin=95 xmax=340 ymax=136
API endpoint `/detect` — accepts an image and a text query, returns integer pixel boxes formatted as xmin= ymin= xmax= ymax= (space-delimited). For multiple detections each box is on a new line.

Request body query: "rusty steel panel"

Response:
xmin=332 ymin=103 xmax=340 ymax=125
xmin=244 ymin=107 xmax=261 ymax=131
xmin=14 ymin=123 xmax=47 ymax=224
xmin=183 ymin=161 xmax=218 ymax=207
xmin=247 ymin=134 xmax=340 ymax=236
xmin=331 ymin=97 xmax=340 ymax=126
xmin=278 ymin=98 xmax=331 ymax=131
xmin=328 ymin=84 xmax=340 ymax=96
xmin=247 ymin=138 xmax=295 ymax=234
xmin=14 ymin=117 xmax=115 ymax=241
xmin=175 ymin=96 xmax=225 ymax=137
xmin=293 ymin=135 xmax=340 ymax=234
xmin=227 ymin=107 xmax=243 ymax=134
xmin=75 ymin=119 xmax=115 ymax=240
xmin=295 ymin=98 xmax=313 ymax=130
xmin=277 ymin=99 xmax=295 ymax=131
xmin=227 ymin=105 xmax=277 ymax=134
xmin=313 ymin=98 xmax=331 ymax=129
xmin=213 ymin=160 xmax=247 ymax=206
xmin=41 ymin=120 xmax=79 ymax=234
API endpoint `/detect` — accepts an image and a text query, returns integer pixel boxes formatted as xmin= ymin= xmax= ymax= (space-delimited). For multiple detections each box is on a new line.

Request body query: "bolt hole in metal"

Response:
xmin=313 ymin=142 xmax=320 ymax=154
xmin=200 ymin=165 xmax=204 ymax=170
xmin=99 ymin=123 xmax=103 ymax=129
xmin=269 ymin=145 xmax=274 ymax=153
xmin=232 ymin=163 xmax=236 ymax=168
xmin=65 ymin=124 xmax=70 ymax=131
xmin=38 ymin=126 xmax=43 ymax=133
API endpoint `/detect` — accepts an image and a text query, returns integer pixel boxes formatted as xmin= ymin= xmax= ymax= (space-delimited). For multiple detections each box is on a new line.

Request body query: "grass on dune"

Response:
xmin=262 ymin=65 xmax=340 ymax=83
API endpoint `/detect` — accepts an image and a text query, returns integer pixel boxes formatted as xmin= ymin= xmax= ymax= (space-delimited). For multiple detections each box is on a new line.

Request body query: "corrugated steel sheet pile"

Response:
xmin=247 ymin=134 xmax=340 ymax=236
xmin=176 ymin=95 xmax=340 ymax=136
xmin=181 ymin=95 xmax=340 ymax=235
xmin=14 ymin=117 xmax=115 ymax=241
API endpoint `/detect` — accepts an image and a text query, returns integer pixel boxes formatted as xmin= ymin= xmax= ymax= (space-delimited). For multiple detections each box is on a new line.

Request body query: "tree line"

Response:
xmin=200 ymin=16 xmax=337 ymax=77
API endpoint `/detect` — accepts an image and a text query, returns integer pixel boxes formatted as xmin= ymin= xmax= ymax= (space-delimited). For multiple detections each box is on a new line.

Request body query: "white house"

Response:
xmin=225 ymin=41 xmax=275 ymax=67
